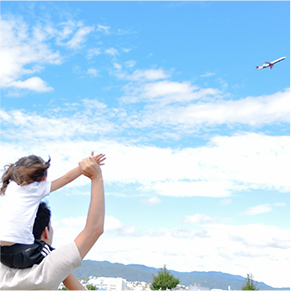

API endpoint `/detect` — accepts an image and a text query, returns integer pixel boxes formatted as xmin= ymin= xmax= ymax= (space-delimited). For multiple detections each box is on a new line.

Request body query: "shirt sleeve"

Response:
xmin=37 ymin=181 xmax=52 ymax=199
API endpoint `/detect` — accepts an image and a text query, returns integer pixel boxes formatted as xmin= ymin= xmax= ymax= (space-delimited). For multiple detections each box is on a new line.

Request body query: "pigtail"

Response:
xmin=44 ymin=156 xmax=51 ymax=170
xmin=38 ymin=156 xmax=51 ymax=180
xmin=0 ymin=164 xmax=14 ymax=195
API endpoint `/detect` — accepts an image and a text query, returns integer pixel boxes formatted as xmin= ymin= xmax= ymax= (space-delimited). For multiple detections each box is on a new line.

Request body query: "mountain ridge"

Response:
xmin=73 ymin=260 xmax=289 ymax=290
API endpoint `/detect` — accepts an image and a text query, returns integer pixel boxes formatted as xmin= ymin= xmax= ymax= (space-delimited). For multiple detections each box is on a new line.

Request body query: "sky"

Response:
xmin=0 ymin=1 xmax=290 ymax=288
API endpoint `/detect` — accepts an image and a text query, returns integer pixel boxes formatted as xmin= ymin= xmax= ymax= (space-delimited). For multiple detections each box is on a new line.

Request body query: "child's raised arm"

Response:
xmin=50 ymin=152 xmax=106 ymax=192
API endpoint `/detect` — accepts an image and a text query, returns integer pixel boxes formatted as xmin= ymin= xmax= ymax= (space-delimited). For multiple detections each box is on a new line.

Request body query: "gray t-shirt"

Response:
xmin=0 ymin=241 xmax=82 ymax=290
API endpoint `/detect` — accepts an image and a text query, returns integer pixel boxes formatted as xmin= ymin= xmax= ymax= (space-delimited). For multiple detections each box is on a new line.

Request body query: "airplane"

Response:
xmin=256 ymin=56 xmax=286 ymax=70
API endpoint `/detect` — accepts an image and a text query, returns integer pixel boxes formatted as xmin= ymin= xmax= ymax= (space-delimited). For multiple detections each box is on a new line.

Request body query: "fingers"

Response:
xmin=95 ymin=153 xmax=105 ymax=159
xmin=98 ymin=156 xmax=106 ymax=165
xmin=92 ymin=152 xmax=106 ymax=166
xmin=80 ymin=152 xmax=106 ymax=171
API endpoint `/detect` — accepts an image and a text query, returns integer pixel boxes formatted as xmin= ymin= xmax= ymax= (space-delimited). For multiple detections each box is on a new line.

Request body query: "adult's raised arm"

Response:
xmin=74 ymin=157 xmax=105 ymax=260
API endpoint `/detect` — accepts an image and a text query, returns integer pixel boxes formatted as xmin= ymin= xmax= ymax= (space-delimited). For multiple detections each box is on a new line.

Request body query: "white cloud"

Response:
xmin=182 ymin=214 xmax=219 ymax=224
xmin=105 ymin=48 xmax=118 ymax=56
xmin=52 ymin=221 xmax=290 ymax=288
xmin=81 ymin=99 xmax=107 ymax=109
xmin=97 ymin=24 xmax=110 ymax=34
xmin=54 ymin=216 xmax=86 ymax=228
xmin=114 ymin=68 xmax=170 ymax=84
xmin=0 ymin=16 xmax=97 ymax=92
xmin=10 ymin=76 xmax=53 ymax=92
xmin=124 ymin=60 xmax=136 ymax=68
xmin=136 ymin=88 xmax=290 ymax=129
xmin=274 ymin=202 xmax=286 ymax=207
xmin=119 ymin=76 xmax=289 ymax=129
xmin=52 ymin=214 xmax=138 ymax=246
xmin=87 ymin=48 xmax=101 ymax=58
xmin=0 ymin=17 xmax=61 ymax=91
xmin=0 ymin=104 xmax=113 ymax=142
xmin=200 ymin=72 xmax=216 ymax=78
xmin=129 ymin=69 xmax=170 ymax=81
xmin=239 ymin=204 xmax=272 ymax=216
xmin=105 ymin=216 xmax=123 ymax=231
xmin=54 ymin=20 xmax=96 ymax=49
xmin=66 ymin=26 xmax=94 ymax=48
xmin=113 ymin=62 xmax=122 ymax=70
xmin=140 ymin=196 xmax=161 ymax=206
xmin=103 ymin=133 xmax=288 ymax=197
xmin=87 ymin=68 xmax=99 ymax=77
xmin=122 ymin=48 xmax=132 ymax=53
xmin=122 ymin=80 xmax=216 ymax=104
xmin=54 ymin=20 xmax=76 ymax=44
xmin=151 ymin=181 xmax=232 ymax=197
xmin=220 ymin=198 xmax=232 ymax=205
xmin=0 ymin=121 xmax=289 ymax=197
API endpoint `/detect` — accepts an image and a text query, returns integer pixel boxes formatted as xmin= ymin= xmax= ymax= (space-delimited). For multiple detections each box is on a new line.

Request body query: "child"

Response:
xmin=0 ymin=152 xmax=105 ymax=269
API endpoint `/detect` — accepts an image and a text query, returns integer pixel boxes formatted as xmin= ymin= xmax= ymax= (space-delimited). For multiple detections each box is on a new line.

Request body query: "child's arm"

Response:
xmin=50 ymin=166 xmax=81 ymax=192
xmin=50 ymin=152 xmax=106 ymax=193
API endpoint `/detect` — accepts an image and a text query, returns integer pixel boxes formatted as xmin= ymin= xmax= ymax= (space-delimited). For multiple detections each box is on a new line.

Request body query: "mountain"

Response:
xmin=73 ymin=260 xmax=289 ymax=290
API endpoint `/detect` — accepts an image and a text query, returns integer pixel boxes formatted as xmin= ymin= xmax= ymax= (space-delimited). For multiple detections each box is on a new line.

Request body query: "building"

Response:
xmin=88 ymin=276 xmax=126 ymax=291
xmin=188 ymin=283 xmax=209 ymax=291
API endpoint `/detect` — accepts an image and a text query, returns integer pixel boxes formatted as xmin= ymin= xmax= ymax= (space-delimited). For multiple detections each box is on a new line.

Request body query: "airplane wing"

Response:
xmin=264 ymin=62 xmax=274 ymax=69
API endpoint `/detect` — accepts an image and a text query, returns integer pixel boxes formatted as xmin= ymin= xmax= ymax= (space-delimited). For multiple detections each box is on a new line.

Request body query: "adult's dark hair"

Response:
xmin=33 ymin=202 xmax=51 ymax=240
xmin=0 ymin=155 xmax=51 ymax=195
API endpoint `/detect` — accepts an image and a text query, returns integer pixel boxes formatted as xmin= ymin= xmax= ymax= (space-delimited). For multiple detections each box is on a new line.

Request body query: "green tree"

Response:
xmin=241 ymin=273 xmax=259 ymax=290
xmin=151 ymin=265 xmax=180 ymax=290
xmin=86 ymin=283 xmax=98 ymax=290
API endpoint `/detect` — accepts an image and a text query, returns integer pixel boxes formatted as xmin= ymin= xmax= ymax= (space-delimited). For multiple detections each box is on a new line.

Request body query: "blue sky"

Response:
xmin=0 ymin=1 xmax=290 ymax=288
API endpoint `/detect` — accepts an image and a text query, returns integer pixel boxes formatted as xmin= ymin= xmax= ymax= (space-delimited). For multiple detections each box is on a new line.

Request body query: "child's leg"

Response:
xmin=0 ymin=240 xmax=54 ymax=269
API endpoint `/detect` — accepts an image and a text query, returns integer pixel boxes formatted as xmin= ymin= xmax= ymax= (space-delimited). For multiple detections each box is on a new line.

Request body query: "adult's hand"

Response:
xmin=78 ymin=156 xmax=102 ymax=180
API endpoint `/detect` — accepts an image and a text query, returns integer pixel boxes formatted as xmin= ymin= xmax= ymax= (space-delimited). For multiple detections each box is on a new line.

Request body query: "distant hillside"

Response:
xmin=73 ymin=260 xmax=289 ymax=290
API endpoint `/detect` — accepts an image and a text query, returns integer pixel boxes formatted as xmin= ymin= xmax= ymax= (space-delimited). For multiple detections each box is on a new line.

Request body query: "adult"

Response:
xmin=32 ymin=202 xmax=85 ymax=290
xmin=0 ymin=157 xmax=105 ymax=290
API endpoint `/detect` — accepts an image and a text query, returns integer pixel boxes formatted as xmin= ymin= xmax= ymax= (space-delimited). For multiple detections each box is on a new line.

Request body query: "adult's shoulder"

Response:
xmin=0 ymin=241 xmax=82 ymax=290
xmin=36 ymin=241 xmax=82 ymax=287
xmin=47 ymin=241 xmax=82 ymax=269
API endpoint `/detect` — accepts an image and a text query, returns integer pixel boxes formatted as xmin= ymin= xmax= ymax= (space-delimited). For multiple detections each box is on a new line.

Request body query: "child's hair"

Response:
xmin=0 ymin=155 xmax=51 ymax=195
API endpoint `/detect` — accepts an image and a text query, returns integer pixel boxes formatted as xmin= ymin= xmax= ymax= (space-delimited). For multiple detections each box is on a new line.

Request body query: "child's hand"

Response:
xmin=90 ymin=152 xmax=106 ymax=166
